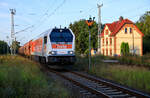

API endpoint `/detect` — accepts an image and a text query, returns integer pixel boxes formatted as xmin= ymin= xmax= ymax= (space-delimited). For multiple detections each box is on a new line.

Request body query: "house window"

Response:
xmin=106 ymin=38 xmax=108 ymax=45
xmin=130 ymin=28 xmax=132 ymax=33
xmin=105 ymin=30 xmax=109 ymax=35
xmin=125 ymin=28 xmax=127 ymax=34
xmin=110 ymin=38 xmax=112 ymax=45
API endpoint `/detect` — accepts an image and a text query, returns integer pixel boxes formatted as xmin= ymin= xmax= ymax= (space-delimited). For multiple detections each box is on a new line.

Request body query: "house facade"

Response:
xmin=100 ymin=17 xmax=144 ymax=56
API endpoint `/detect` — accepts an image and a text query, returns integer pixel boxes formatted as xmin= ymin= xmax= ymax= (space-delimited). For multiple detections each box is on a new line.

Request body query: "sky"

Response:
xmin=0 ymin=0 xmax=150 ymax=45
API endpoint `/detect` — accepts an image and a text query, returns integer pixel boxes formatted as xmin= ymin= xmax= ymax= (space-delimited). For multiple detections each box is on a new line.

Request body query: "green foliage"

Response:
xmin=69 ymin=19 xmax=98 ymax=54
xmin=0 ymin=40 xmax=10 ymax=54
xmin=0 ymin=55 xmax=69 ymax=97
xmin=136 ymin=11 xmax=150 ymax=38
xmin=143 ymin=38 xmax=150 ymax=54
xmin=136 ymin=11 xmax=150 ymax=54
xmin=11 ymin=40 xmax=20 ymax=54
xmin=74 ymin=54 xmax=150 ymax=93
xmin=126 ymin=43 xmax=129 ymax=54
xmin=118 ymin=54 xmax=150 ymax=67
xmin=90 ymin=65 xmax=150 ymax=93
xmin=73 ymin=54 xmax=104 ymax=71
xmin=121 ymin=42 xmax=125 ymax=55
xmin=120 ymin=42 xmax=129 ymax=56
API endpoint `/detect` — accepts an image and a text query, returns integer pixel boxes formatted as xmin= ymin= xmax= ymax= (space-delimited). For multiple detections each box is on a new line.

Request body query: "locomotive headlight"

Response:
xmin=68 ymin=51 xmax=74 ymax=54
xmin=51 ymin=51 xmax=55 ymax=54
xmin=49 ymin=51 xmax=56 ymax=55
xmin=70 ymin=51 xmax=73 ymax=54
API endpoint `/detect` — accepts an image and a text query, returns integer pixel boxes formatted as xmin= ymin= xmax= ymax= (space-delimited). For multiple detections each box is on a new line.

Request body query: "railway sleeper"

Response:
xmin=110 ymin=94 xmax=130 ymax=98
xmin=79 ymin=90 xmax=88 ymax=93
xmin=89 ymin=94 xmax=97 ymax=97
xmin=97 ymin=85 xmax=107 ymax=88
xmin=85 ymin=83 xmax=98 ymax=87
xmin=84 ymin=95 xmax=95 ymax=98
xmin=97 ymin=87 xmax=112 ymax=91
xmin=124 ymin=96 xmax=136 ymax=98
xmin=90 ymin=85 xmax=105 ymax=89
xmin=82 ymin=92 xmax=97 ymax=98
xmin=105 ymin=91 xmax=123 ymax=95
xmin=95 ymin=83 xmax=103 ymax=86
xmin=103 ymin=89 xmax=118 ymax=92
xmin=90 ymin=82 xmax=101 ymax=86
xmin=83 ymin=92 xmax=91 ymax=95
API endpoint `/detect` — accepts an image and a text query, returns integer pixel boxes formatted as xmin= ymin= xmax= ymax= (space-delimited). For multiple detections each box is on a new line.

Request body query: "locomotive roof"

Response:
xmin=32 ymin=28 xmax=71 ymax=41
xmin=32 ymin=29 xmax=52 ymax=41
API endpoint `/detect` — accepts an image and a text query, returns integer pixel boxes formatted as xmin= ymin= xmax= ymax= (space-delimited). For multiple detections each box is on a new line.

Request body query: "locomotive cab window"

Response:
xmin=50 ymin=29 xmax=73 ymax=42
xmin=44 ymin=36 xmax=47 ymax=44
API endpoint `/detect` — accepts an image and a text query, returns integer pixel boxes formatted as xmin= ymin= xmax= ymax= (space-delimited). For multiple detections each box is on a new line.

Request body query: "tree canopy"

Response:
xmin=136 ymin=11 xmax=150 ymax=38
xmin=0 ymin=40 xmax=10 ymax=54
xmin=136 ymin=11 xmax=150 ymax=54
xmin=69 ymin=19 xmax=98 ymax=54
xmin=11 ymin=40 xmax=20 ymax=54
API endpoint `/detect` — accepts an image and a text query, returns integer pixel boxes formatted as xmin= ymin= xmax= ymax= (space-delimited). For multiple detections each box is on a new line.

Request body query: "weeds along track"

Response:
xmin=68 ymin=71 xmax=150 ymax=98
xmin=45 ymin=65 xmax=150 ymax=98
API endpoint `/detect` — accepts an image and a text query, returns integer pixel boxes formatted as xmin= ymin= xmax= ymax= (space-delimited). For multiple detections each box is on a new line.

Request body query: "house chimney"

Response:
xmin=119 ymin=16 xmax=123 ymax=22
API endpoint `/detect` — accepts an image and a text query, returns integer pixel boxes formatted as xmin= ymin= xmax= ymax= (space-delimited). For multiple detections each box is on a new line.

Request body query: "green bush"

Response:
xmin=120 ymin=42 xmax=129 ymax=56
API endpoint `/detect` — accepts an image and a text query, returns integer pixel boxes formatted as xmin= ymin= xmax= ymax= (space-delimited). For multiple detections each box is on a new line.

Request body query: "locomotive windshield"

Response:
xmin=50 ymin=29 xmax=73 ymax=42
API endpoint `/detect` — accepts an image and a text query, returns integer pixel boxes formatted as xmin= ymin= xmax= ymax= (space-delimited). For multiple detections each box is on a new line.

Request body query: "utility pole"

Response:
xmin=10 ymin=9 xmax=16 ymax=55
xmin=132 ymin=29 xmax=135 ymax=55
xmin=6 ymin=36 xmax=9 ymax=54
xmin=14 ymin=37 xmax=16 ymax=55
xmin=97 ymin=4 xmax=103 ymax=53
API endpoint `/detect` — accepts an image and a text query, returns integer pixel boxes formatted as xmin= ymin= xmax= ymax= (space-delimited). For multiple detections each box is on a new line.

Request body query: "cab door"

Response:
xmin=42 ymin=36 xmax=47 ymax=56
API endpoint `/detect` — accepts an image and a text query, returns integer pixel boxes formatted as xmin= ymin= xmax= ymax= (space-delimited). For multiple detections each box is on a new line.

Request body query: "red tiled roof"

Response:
xmin=100 ymin=19 xmax=143 ymax=37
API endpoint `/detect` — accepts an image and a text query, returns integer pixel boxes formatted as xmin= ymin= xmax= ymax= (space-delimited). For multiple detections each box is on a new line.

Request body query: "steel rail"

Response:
xmin=48 ymin=68 xmax=110 ymax=98
xmin=69 ymin=71 xmax=150 ymax=98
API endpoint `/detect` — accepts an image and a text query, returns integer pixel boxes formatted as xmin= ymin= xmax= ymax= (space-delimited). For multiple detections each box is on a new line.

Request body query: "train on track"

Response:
xmin=19 ymin=27 xmax=76 ymax=64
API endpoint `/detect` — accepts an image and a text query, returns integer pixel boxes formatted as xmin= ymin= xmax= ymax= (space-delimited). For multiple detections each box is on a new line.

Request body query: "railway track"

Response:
xmin=68 ymin=71 xmax=150 ymax=98
xmin=46 ymin=66 xmax=150 ymax=98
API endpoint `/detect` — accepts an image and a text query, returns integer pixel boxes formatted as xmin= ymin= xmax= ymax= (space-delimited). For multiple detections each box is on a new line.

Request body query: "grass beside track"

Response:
xmin=0 ymin=55 xmax=69 ymax=98
xmin=74 ymin=55 xmax=150 ymax=93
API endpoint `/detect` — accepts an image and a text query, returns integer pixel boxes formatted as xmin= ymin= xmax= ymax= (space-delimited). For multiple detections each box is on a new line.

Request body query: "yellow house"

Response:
xmin=100 ymin=17 xmax=144 ymax=56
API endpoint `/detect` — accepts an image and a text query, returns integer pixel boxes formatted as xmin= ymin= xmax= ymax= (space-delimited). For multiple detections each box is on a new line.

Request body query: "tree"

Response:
xmin=120 ymin=42 xmax=129 ymax=56
xmin=69 ymin=19 xmax=98 ymax=54
xmin=136 ymin=11 xmax=150 ymax=38
xmin=136 ymin=11 xmax=150 ymax=54
xmin=11 ymin=40 xmax=20 ymax=54
xmin=0 ymin=40 xmax=10 ymax=54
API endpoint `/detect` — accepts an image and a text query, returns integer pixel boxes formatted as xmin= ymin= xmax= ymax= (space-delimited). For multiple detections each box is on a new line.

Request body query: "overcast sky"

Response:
xmin=0 ymin=0 xmax=150 ymax=45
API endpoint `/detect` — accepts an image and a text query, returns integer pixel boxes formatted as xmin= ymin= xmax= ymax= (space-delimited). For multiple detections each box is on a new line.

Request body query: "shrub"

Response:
xmin=120 ymin=42 xmax=129 ymax=56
